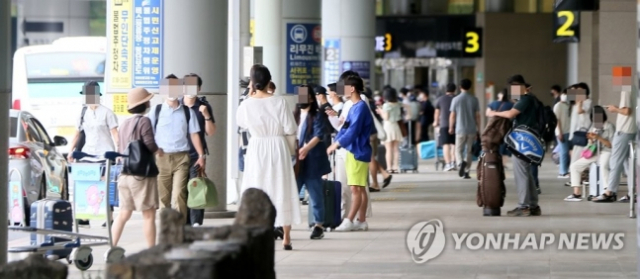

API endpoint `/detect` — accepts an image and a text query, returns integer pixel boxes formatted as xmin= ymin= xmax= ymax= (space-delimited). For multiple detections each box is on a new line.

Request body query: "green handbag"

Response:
xmin=187 ymin=169 xmax=218 ymax=209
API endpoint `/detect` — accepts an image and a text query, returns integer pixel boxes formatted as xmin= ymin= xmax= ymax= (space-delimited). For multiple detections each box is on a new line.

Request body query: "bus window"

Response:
xmin=25 ymin=52 xmax=105 ymax=79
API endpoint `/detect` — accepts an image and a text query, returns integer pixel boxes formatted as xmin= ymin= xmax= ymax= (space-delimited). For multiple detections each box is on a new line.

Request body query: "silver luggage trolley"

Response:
xmin=628 ymin=142 xmax=636 ymax=218
xmin=434 ymin=127 xmax=446 ymax=171
xmin=8 ymin=151 xmax=126 ymax=270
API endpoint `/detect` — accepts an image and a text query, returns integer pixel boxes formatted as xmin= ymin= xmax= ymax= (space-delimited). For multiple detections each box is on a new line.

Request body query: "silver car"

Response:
xmin=9 ymin=110 xmax=69 ymax=223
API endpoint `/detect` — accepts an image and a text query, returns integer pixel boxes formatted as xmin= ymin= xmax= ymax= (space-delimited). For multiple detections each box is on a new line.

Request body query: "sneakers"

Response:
xmin=310 ymin=226 xmax=325 ymax=239
xmin=507 ymin=207 xmax=531 ymax=217
xmin=458 ymin=162 xmax=467 ymax=177
xmin=529 ymin=206 xmax=541 ymax=216
xmin=353 ymin=220 xmax=369 ymax=231
xmin=558 ymin=173 xmax=570 ymax=179
xmin=592 ymin=193 xmax=617 ymax=203
xmin=335 ymin=218 xmax=355 ymax=232
xmin=77 ymin=219 xmax=90 ymax=228
xmin=536 ymin=187 xmax=541 ymax=194
xmin=564 ymin=194 xmax=583 ymax=202
xmin=463 ymin=173 xmax=471 ymax=179
xmin=444 ymin=163 xmax=454 ymax=172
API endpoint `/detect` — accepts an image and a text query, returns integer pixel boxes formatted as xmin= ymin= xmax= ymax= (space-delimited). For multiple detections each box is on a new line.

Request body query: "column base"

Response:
xmin=204 ymin=210 xmax=236 ymax=219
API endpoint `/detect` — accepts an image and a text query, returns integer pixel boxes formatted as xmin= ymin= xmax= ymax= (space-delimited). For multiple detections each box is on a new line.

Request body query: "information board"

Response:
xmin=323 ymin=38 xmax=341 ymax=85
xmin=285 ymin=23 xmax=321 ymax=94
xmin=341 ymin=61 xmax=370 ymax=86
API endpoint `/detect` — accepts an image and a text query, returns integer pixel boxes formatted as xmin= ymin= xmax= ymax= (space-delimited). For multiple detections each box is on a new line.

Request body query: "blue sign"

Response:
xmin=286 ymin=23 xmax=321 ymax=94
xmin=71 ymin=164 xmax=102 ymax=182
xmin=323 ymin=38 xmax=341 ymax=85
xmin=133 ymin=0 xmax=163 ymax=89
xmin=341 ymin=61 xmax=370 ymax=81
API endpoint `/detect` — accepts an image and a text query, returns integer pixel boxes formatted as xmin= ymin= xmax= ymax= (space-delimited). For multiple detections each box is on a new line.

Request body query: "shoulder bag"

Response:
xmin=187 ymin=168 xmax=218 ymax=209
xmin=122 ymin=116 xmax=159 ymax=177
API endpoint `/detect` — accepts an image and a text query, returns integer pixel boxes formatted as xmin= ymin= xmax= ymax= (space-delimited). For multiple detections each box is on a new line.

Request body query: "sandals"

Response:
xmin=369 ymin=187 xmax=380 ymax=192
xmin=382 ymin=175 xmax=393 ymax=188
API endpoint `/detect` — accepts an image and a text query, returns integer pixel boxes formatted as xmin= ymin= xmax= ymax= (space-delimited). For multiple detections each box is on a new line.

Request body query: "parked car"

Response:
xmin=9 ymin=109 xmax=69 ymax=224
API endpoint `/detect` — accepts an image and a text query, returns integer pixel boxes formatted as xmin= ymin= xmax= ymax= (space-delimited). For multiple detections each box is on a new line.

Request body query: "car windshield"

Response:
xmin=10 ymin=117 xmax=17 ymax=138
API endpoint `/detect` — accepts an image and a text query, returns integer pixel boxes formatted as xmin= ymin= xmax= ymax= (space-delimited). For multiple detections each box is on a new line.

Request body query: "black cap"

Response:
xmin=79 ymin=80 xmax=102 ymax=96
xmin=314 ymin=85 xmax=327 ymax=95
xmin=507 ymin=75 xmax=527 ymax=86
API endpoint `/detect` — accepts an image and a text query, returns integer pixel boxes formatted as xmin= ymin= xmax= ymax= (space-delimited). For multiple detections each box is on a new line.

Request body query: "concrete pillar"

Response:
xmin=597 ymin=0 xmax=637 ymax=107
xmin=567 ymin=43 xmax=578 ymax=85
xmin=16 ymin=0 xmax=90 ymax=46
xmin=0 ymin=0 xmax=11 ymax=265
xmin=577 ymin=11 xmax=599 ymax=100
xmin=322 ymin=0 xmax=376 ymax=86
xmin=163 ymin=0 xmax=234 ymax=218
xmin=254 ymin=0 xmax=320 ymax=101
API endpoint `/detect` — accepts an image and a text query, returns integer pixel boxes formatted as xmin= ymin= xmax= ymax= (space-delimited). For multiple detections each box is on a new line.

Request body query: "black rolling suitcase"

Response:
xmin=308 ymin=154 xmax=342 ymax=230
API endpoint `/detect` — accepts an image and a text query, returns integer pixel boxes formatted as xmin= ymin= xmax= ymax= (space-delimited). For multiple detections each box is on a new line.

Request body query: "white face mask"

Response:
xmin=374 ymin=96 xmax=381 ymax=102
xmin=142 ymin=107 xmax=150 ymax=115
xmin=497 ymin=93 xmax=503 ymax=100
xmin=167 ymin=97 xmax=177 ymax=101
xmin=185 ymin=95 xmax=196 ymax=99
xmin=560 ymin=94 xmax=567 ymax=102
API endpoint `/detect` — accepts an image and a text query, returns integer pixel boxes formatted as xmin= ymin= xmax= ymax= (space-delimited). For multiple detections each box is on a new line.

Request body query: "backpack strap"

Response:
xmin=182 ymin=105 xmax=191 ymax=124
xmin=153 ymin=104 xmax=162 ymax=130
xmin=79 ymin=106 xmax=88 ymax=130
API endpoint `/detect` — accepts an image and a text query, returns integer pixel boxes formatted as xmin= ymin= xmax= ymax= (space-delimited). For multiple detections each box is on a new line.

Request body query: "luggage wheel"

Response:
xmin=104 ymin=247 xmax=126 ymax=264
xmin=69 ymin=246 xmax=93 ymax=270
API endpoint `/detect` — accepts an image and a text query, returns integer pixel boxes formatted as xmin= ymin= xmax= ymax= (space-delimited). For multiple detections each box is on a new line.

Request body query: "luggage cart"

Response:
xmin=8 ymin=151 xmax=126 ymax=270
xmin=7 ymin=168 xmax=26 ymax=227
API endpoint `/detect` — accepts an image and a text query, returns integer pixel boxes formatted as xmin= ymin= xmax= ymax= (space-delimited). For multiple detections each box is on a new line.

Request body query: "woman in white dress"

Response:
xmin=236 ymin=64 xmax=301 ymax=250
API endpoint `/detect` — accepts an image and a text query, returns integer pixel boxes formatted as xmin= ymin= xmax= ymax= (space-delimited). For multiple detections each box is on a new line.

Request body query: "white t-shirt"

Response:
xmin=77 ymin=104 xmax=118 ymax=156
xmin=553 ymin=102 xmax=570 ymax=135
xmin=328 ymin=94 xmax=367 ymax=131
xmin=568 ymin=98 xmax=592 ymax=140
xmin=616 ymin=91 xmax=637 ymax=134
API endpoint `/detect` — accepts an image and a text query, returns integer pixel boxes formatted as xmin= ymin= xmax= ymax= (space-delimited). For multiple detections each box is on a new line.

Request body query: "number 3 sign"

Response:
xmin=462 ymin=28 xmax=482 ymax=58
xmin=554 ymin=10 xmax=580 ymax=43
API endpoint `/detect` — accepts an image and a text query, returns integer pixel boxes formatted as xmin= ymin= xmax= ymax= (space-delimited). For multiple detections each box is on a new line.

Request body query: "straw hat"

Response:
xmin=127 ymin=88 xmax=154 ymax=109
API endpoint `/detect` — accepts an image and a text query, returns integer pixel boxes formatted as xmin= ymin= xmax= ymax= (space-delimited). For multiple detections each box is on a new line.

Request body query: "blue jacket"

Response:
xmin=336 ymin=100 xmax=373 ymax=162
xmin=298 ymin=112 xmax=332 ymax=179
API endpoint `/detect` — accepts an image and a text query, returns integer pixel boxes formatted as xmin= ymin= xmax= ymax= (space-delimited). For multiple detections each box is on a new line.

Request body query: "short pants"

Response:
xmin=345 ymin=151 xmax=369 ymax=187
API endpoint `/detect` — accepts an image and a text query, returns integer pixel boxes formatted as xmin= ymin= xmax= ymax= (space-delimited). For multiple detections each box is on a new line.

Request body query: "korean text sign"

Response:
xmin=286 ymin=23 xmax=322 ymax=94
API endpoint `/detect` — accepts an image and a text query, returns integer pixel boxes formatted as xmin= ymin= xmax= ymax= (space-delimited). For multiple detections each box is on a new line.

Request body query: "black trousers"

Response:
xmin=185 ymin=157 xmax=205 ymax=226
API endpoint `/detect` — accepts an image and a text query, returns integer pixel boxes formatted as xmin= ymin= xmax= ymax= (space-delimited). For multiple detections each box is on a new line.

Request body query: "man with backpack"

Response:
xmin=180 ymin=73 xmax=215 ymax=226
xmin=148 ymin=74 xmax=206 ymax=223
xmin=488 ymin=75 xmax=555 ymax=217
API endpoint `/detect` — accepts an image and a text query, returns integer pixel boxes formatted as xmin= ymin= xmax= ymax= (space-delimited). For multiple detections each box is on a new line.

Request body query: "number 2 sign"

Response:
xmin=553 ymin=11 xmax=580 ymax=43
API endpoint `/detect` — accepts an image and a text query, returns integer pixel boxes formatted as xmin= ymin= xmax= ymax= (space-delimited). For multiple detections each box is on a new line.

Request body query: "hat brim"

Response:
xmin=127 ymin=92 xmax=154 ymax=110
xmin=79 ymin=91 xmax=103 ymax=96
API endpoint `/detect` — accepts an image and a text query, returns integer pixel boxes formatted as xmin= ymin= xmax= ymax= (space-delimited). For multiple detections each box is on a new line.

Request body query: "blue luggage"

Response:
xmin=30 ymin=199 xmax=74 ymax=258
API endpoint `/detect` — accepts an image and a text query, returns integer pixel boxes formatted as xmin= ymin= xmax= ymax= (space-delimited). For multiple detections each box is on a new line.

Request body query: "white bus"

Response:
xmin=11 ymin=37 xmax=107 ymax=154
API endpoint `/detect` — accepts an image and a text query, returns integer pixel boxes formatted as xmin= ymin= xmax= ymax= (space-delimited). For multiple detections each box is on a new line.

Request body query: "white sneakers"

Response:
xmin=335 ymin=218 xmax=369 ymax=232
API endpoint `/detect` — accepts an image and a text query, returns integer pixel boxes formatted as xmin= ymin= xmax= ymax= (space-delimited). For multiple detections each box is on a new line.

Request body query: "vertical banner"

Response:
xmin=112 ymin=94 xmax=130 ymax=115
xmin=341 ymin=61 xmax=371 ymax=86
xmin=133 ymin=0 xmax=163 ymax=89
xmin=71 ymin=164 xmax=107 ymax=221
xmin=285 ymin=23 xmax=322 ymax=94
xmin=108 ymin=0 xmax=134 ymax=89
xmin=323 ymin=38 xmax=341 ymax=85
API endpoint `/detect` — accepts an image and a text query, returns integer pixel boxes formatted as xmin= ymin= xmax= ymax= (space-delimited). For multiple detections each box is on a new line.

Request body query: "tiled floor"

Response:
xmin=7 ymin=159 xmax=638 ymax=278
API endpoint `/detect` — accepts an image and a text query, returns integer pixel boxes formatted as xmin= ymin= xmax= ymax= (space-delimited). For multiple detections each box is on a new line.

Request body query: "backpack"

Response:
xmin=154 ymin=104 xmax=190 ymax=131
xmin=533 ymin=96 xmax=557 ymax=144
xmin=74 ymin=106 xmax=88 ymax=151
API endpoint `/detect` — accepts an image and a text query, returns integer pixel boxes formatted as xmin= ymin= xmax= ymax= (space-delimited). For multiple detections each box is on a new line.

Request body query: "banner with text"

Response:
xmin=107 ymin=0 xmax=163 ymax=92
xmin=323 ymin=38 xmax=341 ymax=85
xmin=286 ymin=23 xmax=321 ymax=94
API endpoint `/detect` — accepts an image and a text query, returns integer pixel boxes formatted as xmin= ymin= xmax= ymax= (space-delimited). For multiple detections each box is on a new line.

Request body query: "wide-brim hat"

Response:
xmin=127 ymin=88 xmax=154 ymax=109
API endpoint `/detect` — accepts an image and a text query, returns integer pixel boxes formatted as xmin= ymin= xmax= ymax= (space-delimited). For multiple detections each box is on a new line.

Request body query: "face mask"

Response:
xmin=185 ymin=95 xmax=196 ymax=99
xmin=497 ymin=94 xmax=503 ymax=100
xmin=297 ymin=104 xmax=310 ymax=109
xmin=167 ymin=97 xmax=177 ymax=101
xmin=142 ymin=107 xmax=151 ymax=115
xmin=374 ymin=96 xmax=381 ymax=102
xmin=560 ymin=94 xmax=567 ymax=102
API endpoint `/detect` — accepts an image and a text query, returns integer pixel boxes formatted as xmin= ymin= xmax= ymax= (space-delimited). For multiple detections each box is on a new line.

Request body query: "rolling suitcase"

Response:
xmin=399 ymin=121 xmax=418 ymax=173
xmin=587 ymin=163 xmax=607 ymax=200
xmin=476 ymin=150 xmax=506 ymax=216
xmin=308 ymin=154 xmax=342 ymax=230
xmin=30 ymin=199 xmax=74 ymax=258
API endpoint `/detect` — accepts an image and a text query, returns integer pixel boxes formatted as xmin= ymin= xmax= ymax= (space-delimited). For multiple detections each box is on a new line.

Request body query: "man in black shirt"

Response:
xmin=487 ymin=75 xmax=542 ymax=217
xmin=181 ymin=73 xmax=216 ymax=226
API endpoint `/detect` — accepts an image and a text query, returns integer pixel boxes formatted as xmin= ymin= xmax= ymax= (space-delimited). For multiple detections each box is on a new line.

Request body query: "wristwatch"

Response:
xmin=205 ymin=117 xmax=213 ymax=121
xmin=200 ymin=154 xmax=207 ymax=159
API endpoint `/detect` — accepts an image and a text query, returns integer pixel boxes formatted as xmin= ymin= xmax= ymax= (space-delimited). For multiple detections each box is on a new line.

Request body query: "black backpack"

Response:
xmin=532 ymin=96 xmax=557 ymax=143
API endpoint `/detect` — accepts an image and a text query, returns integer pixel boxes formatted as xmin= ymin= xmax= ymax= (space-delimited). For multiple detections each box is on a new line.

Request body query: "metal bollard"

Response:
xmin=629 ymin=142 xmax=636 ymax=218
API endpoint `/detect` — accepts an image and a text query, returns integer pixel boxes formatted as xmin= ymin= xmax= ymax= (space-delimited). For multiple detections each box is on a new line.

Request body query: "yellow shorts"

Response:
xmin=345 ymin=151 xmax=369 ymax=187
